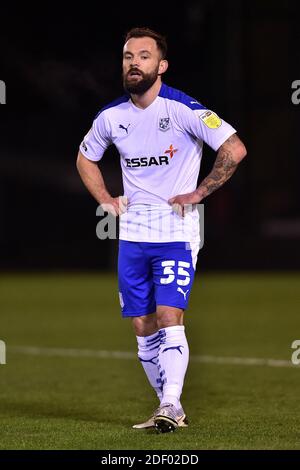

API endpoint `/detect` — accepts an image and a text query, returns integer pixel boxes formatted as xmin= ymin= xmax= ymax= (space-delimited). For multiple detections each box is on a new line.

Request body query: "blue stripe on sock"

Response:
xmin=146 ymin=338 xmax=161 ymax=347
xmin=146 ymin=334 xmax=160 ymax=343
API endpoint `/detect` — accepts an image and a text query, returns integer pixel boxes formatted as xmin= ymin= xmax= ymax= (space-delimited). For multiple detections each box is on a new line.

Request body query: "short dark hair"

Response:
xmin=124 ymin=27 xmax=167 ymax=59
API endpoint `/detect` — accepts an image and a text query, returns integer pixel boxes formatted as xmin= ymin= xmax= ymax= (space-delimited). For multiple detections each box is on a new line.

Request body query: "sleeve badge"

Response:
xmin=199 ymin=111 xmax=222 ymax=129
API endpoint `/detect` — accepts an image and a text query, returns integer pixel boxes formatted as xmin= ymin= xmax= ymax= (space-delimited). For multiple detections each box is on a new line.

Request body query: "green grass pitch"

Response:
xmin=0 ymin=272 xmax=299 ymax=449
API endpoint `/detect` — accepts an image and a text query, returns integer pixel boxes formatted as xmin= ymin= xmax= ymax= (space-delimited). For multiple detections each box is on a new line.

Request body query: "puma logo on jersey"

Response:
xmin=177 ymin=287 xmax=189 ymax=300
xmin=119 ymin=123 xmax=130 ymax=134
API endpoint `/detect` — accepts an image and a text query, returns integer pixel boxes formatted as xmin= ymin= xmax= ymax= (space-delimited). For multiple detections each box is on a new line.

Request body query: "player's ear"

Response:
xmin=158 ymin=59 xmax=168 ymax=75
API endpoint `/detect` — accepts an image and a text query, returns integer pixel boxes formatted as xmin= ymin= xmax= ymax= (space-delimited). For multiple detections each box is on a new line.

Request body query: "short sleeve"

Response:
xmin=79 ymin=111 xmax=111 ymax=161
xmin=176 ymin=104 xmax=237 ymax=152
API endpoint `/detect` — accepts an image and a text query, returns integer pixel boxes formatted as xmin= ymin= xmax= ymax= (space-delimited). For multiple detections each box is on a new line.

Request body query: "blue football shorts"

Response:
xmin=118 ymin=240 xmax=199 ymax=317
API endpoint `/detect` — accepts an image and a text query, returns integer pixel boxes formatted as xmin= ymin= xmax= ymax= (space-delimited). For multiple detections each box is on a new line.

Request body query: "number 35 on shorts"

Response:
xmin=160 ymin=260 xmax=191 ymax=286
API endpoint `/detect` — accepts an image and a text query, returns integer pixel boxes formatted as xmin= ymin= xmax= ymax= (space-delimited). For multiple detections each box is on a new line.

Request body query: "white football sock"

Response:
xmin=157 ymin=325 xmax=189 ymax=409
xmin=137 ymin=332 xmax=163 ymax=402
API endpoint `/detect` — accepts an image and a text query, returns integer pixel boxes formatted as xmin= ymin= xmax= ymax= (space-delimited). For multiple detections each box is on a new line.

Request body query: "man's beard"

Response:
xmin=123 ymin=66 xmax=160 ymax=95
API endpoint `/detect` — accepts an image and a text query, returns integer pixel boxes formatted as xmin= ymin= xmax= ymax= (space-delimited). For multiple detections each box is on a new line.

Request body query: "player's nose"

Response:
xmin=129 ymin=56 xmax=140 ymax=67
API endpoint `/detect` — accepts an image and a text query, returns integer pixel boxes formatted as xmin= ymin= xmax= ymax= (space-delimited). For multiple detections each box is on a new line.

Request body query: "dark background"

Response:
xmin=0 ymin=0 xmax=299 ymax=271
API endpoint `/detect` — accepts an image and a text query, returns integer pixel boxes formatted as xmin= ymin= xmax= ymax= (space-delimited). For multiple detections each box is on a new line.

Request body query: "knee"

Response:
xmin=132 ymin=313 xmax=158 ymax=336
xmin=156 ymin=307 xmax=184 ymax=330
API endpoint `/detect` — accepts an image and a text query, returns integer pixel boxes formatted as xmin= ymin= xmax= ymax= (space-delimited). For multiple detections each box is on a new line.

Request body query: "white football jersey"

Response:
xmin=80 ymin=83 xmax=236 ymax=243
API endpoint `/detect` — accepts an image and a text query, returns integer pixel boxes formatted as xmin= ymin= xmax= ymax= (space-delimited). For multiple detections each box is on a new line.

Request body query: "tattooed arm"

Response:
xmin=168 ymin=133 xmax=247 ymax=212
xmin=195 ymin=133 xmax=247 ymax=200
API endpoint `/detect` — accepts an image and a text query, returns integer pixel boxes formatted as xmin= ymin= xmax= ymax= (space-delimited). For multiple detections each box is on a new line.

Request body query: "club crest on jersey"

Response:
xmin=159 ymin=117 xmax=170 ymax=131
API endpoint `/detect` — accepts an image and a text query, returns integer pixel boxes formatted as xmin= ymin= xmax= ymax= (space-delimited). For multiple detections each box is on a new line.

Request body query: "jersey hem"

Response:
xmin=119 ymin=237 xmax=200 ymax=243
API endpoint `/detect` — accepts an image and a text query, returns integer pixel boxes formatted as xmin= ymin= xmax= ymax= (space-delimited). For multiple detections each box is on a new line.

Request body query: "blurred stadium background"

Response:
xmin=0 ymin=0 xmax=299 ymax=450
